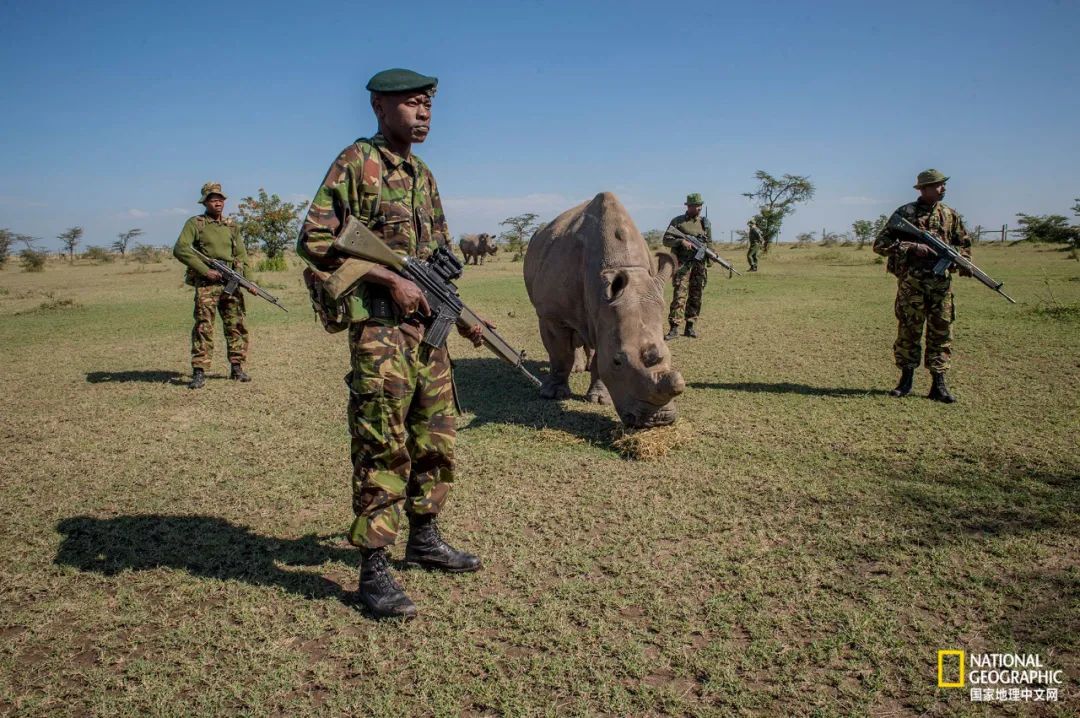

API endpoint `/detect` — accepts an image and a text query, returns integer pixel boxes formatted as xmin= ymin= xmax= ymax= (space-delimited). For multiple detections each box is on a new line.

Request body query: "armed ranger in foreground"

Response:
xmin=664 ymin=225 xmax=741 ymax=278
xmin=192 ymin=249 xmax=288 ymax=312
xmin=333 ymin=216 xmax=541 ymax=387
xmin=886 ymin=214 xmax=1015 ymax=303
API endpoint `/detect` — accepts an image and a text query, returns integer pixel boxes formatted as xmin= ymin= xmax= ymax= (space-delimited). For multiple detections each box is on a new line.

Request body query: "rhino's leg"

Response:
xmin=538 ymin=319 xmax=574 ymax=400
xmin=570 ymin=331 xmax=592 ymax=373
xmin=585 ymin=360 xmax=611 ymax=405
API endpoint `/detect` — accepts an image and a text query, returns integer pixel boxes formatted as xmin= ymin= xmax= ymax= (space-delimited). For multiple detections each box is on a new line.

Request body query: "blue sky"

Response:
xmin=1 ymin=0 xmax=1077 ymax=250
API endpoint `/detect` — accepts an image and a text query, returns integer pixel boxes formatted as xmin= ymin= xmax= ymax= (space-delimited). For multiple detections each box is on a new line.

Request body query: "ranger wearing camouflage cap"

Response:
xmin=663 ymin=193 xmax=713 ymax=339
xmin=297 ymin=67 xmax=484 ymax=620
xmin=173 ymin=182 xmax=254 ymax=389
xmin=873 ymin=169 xmax=971 ymax=403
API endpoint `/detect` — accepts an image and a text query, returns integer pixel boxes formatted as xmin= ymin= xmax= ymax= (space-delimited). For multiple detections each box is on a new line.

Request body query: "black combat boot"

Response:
xmin=889 ymin=368 xmax=914 ymax=397
xmin=664 ymin=323 xmax=679 ymax=341
xmin=683 ymin=322 xmax=699 ymax=338
xmin=927 ymin=372 xmax=957 ymax=403
xmin=356 ymin=548 xmax=417 ymax=619
xmin=188 ymin=368 xmax=206 ymax=390
xmin=404 ymin=514 xmax=482 ymax=573
xmin=230 ymin=364 xmax=251 ymax=382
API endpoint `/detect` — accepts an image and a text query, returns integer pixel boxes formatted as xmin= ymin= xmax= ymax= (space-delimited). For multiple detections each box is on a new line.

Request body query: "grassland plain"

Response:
xmin=0 ymin=243 xmax=1076 ymax=717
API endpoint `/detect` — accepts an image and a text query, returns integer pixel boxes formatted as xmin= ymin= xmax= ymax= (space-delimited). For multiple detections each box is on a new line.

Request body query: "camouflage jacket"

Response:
xmin=297 ymin=134 xmax=450 ymax=322
xmin=747 ymin=225 xmax=764 ymax=247
xmin=873 ymin=200 xmax=970 ymax=277
xmin=173 ymin=213 xmax=249 ymax=280
xmin=662 ymin=214 xmax=712 ymax=262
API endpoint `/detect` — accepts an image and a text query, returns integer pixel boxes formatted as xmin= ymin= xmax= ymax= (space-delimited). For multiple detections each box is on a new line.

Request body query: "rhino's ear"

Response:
xmin=601 ymin=269 xmax=630 ymax=302
xmin=654 ymin=251 xmax=677 ymax=286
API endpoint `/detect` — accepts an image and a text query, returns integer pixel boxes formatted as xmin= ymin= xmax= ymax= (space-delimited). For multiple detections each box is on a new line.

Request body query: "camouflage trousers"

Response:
xmin=346 ymin=320 xmax=456 ymax=549
xmin=191 ymin=284 xmax=248 ymax=370
xmin=668 ymin=260 xmax=708 ymax=323
xmin=893 ymin=274 xmax=955 ymax=373
xmin=747 ymin=245 xmax=761 ymax=270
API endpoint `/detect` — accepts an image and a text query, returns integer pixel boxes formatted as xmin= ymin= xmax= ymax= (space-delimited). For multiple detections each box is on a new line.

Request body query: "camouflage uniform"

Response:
xmin=173 ymin=207 xmax=250 ymax=371
xmin=873 ymin=199 xmax=970 ymax=373
xmin=746 ymin=222 xmax=764 ymax=271
xmin=297 ymin=133 xmax=455 ymax=550
xmin=663 ymin=213 xmax=712 ymax=324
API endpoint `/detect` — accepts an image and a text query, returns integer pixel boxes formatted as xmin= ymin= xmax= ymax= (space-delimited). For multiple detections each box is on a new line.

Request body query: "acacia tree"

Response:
xmin=58 ymin=226 xmax=84 ymax=263
xmin=742 ymin=171 xmax=815 ymax=252
xmin=234 ymin=189 xmax=306 ymax=266
xmin=498 ymin=212 xmax=540 ymax=261
xmin=112 ymin=228 xmax=143 ymax=258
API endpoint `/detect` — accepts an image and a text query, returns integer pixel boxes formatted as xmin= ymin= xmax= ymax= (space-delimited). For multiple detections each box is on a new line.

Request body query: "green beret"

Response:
xmin=365 ymin=68 xmax=438 ymax=95
xmin=914 ymin=169 xmax=949 ymax=188
xmin=685 ymin=193 xmax=704 ymax=206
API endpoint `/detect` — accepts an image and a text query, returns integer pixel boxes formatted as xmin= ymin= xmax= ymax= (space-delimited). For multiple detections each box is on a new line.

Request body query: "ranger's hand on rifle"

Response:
xmin=387 ymin=273 xmax=431 ymax=316
xmin=458 ymin=315 xmax=496 ymax=348
xmin=898 ymin=241 xmax=932 ymax=258
xmin=205 ymin=269 xmax=223 ymax=282
xmin=681 ymin=240 xmax=694 ymax=250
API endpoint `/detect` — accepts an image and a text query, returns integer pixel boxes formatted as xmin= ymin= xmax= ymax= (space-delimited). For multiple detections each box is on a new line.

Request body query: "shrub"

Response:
xmin=84 ymin=246 xmax=114 ymax=264
xmin=20 ymin=249 xmax=46 ymax=272
xmin=130 ymin=244 xmax=161 ymax=264
xmin=257 ymin=254 xmax=287 ymax=272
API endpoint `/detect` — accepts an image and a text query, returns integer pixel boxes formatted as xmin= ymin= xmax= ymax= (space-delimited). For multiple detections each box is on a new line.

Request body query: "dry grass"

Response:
xmin=0 ymin=245 xmax=1077 ymax=717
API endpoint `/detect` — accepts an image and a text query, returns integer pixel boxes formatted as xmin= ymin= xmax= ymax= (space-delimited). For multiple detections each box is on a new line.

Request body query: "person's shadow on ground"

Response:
xmin=55 ymin=515 xmax=356 ymax=601
xmin=85 ymin=370 xmax=185 ymax=384
xmin=689 ymin=381 xmax=890 ymax=397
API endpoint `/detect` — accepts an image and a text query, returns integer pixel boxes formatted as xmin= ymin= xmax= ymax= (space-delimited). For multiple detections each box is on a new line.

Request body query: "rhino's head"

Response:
xmin=594 ymin=253 xmax=685 ymax=428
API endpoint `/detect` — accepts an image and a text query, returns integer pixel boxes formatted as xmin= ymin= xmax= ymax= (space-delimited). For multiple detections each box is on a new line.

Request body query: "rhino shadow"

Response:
xmin=55 ymin=515 xmax=357 ymax=601
xmin=689 ymin=381 xmax=890 ymax=398
xmin=452 ymin=357 xmax=619 ymax=447
xmin=85 ymin=370 xmax=185 ymax=384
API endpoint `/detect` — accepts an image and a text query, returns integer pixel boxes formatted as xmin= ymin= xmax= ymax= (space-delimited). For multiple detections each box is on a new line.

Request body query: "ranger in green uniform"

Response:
xmin=297 ymin=68 xmax=484 ymax=620
xmin=746 ymin=217 xmax=764 ymax=272
xmin=873 ymin=169 xmax=971 ymax=403
xmin=173 ymin=183 xmax=253 ymax=389
xmin=663 ymin=193 xmax=713 ymax=339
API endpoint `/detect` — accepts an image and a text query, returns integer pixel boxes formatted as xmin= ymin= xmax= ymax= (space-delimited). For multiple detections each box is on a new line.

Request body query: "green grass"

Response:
xmin=0 ymin=245 xmax=1076 ymax=717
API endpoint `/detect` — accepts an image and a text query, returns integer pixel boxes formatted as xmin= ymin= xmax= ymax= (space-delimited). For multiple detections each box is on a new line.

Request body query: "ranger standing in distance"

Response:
xmin=746 ymin=217 xmax=764 ymax=272
xmin=873 ymin=169 xmax=972 ymax=403
xmin=297 ymin=68 xmax=483 ymax=620
xmin=173 ymin=182 xmax=253 ymax=389
xmin=663 ymin=193 xmax=713 ymax=339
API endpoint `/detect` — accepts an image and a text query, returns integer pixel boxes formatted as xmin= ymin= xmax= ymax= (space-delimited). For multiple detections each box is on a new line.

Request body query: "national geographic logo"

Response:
xmin=938 ymin=650 xmax=965 ymax=688
xmin=937 ymin=650 xmax=1064 ymax=703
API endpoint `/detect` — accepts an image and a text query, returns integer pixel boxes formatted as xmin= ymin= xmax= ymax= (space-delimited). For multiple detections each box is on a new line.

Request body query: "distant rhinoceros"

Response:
xmin=459 ymin=233 xmax=498 ymax=265
xmin=524 ymin=192 xmax=685 ymax=428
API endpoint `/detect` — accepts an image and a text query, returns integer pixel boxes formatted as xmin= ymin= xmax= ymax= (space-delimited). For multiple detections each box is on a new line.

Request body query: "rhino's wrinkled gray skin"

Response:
xmin=459 ymin=233 xmax=498 ymax=265
xmin=524 ymin=192 xmax=684 ymax=428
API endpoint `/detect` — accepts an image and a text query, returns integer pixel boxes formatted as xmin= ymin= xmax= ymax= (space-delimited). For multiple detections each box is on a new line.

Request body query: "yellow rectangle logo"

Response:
xmin=938 ymin=650 xmax=965 ymax=688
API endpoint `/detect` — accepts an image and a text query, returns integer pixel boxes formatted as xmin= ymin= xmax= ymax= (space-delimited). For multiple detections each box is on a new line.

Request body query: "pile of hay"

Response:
xmin=611 ymin=420 xmax=691 ymax=461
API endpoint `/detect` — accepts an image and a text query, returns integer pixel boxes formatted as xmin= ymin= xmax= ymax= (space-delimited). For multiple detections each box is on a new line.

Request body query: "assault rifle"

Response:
xmin=333 ymin=216 xmax=542 ymax=388
xmin=665 ymin=226 xmax=741 ymax=277
xmin=192 ymin=249 xmax=288 ymax=312
xmin=886 ymin=215 xmax=1016 ymax=304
